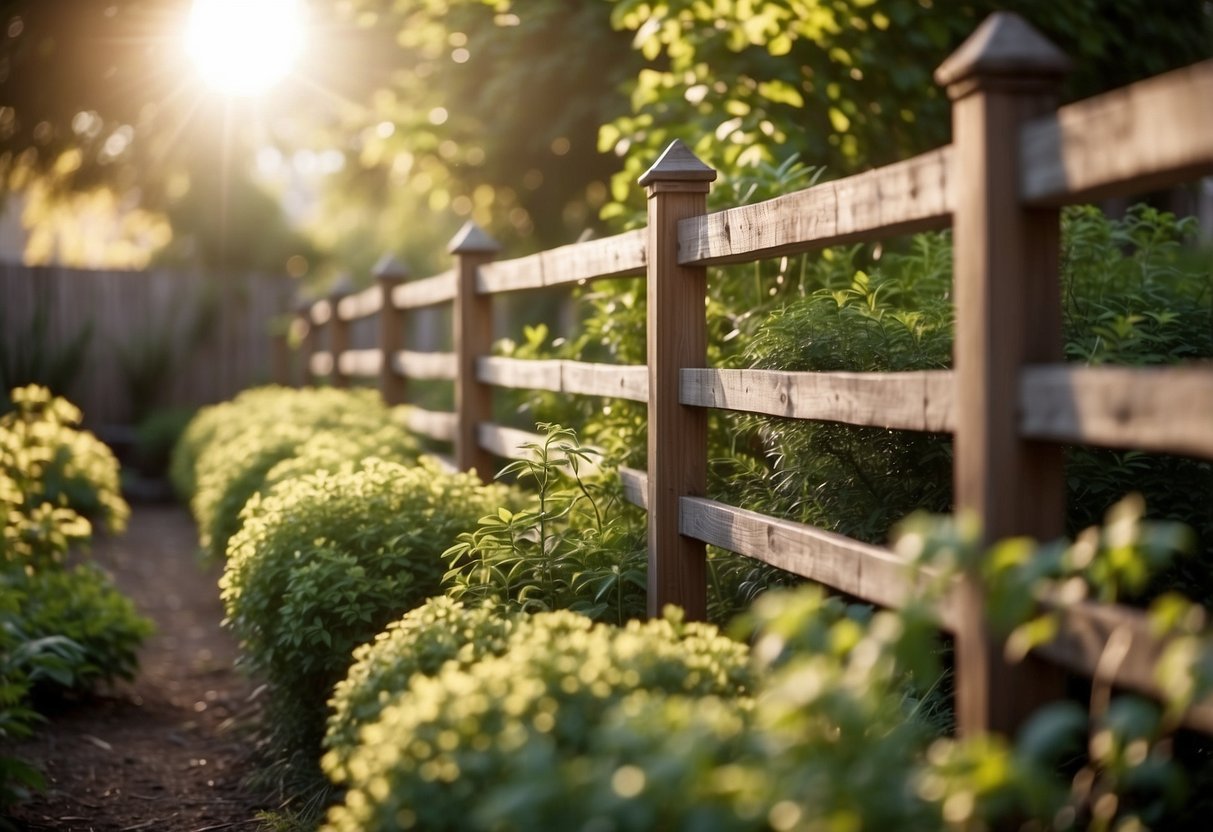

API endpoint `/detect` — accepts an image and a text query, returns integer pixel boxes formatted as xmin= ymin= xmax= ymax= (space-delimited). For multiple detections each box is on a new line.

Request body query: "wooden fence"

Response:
xmin=288 ymin=14 xmax=1213 ymax=738
xmin=0 ymin=263 xmax=291 ymax=426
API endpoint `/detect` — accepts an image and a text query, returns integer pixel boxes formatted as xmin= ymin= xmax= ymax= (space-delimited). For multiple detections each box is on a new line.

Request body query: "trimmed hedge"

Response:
xmin=221 ymin=456 xmax=510 ymax=758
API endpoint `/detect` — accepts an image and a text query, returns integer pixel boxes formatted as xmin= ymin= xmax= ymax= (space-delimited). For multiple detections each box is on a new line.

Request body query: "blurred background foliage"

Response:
xmin=0 ymin=0 xmax=1208 ymax=281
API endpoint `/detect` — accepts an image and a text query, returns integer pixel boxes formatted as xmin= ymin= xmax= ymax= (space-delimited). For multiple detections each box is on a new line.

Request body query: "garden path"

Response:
xmin=8 ymin=506 xmax=268 ymax=831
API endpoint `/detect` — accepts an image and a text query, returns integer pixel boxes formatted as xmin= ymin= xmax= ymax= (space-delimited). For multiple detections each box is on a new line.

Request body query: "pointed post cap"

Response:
xmin=448 ymin=220 xmax=500 ymax=255
xmin=372 ymin=253 xmax=411 ymax=280
xmin=329 ymin=273 xmax=355 ymax=298
xmin=935 ymin=12 xmax=1069 ymax=95
xmin=638 ymin=139 xmax=717 ymax=187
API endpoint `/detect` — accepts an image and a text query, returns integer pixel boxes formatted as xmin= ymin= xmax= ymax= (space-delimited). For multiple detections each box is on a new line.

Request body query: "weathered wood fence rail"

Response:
xmin=285 ymin=14 xmax=1213 ymax=738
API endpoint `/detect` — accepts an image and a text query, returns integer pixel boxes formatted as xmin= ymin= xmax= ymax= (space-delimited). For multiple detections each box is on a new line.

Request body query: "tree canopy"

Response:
xmin=0 ymin=0 xmax=1207 ymax=276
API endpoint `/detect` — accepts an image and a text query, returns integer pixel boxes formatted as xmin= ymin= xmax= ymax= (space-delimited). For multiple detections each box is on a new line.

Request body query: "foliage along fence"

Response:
xmin=284 ymin=13 xmax=1213 ymax=741
xmin=0 ymin=263 xmax=291 ymax=426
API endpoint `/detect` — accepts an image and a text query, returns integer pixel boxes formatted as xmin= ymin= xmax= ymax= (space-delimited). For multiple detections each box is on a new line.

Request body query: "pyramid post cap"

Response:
xmin=329 ymin=273 xmax=355 ymax=297
xmin=638 ymin=139 xmax=717 ymax=187
xmin=935 ymin=12 xmax=1070 ymax=90
xmin=448 ymin=221 xmax=501 ymax=255
xmin=372 ymin=253 xmax=411 ymax=280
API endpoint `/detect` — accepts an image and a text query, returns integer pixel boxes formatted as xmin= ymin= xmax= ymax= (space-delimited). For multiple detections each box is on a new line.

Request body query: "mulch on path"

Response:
xmin=7 ymin=505 xmax=271 ymax=832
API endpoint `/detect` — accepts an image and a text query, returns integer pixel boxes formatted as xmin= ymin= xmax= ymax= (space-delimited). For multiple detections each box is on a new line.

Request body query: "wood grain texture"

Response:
xmin=476 ymin=423 xmax=542 ymax=461
xmin=477 ymin=357 xmax=648 ymax=402
xmin=619 ymin=467 xmax=649 ymax=510
xmin=337 ymin=285 xmax=383 ymax=321
xmin=1020 ymin=364 xmax=1213 ymax=459
xmin=678 ymin=146 xmax=954 ymax=267
xmin=643 ymin=142 xmax=714 ymax=621
xmin=452 ymin=225 xmax=498 ymax=479
xmin=337 ymin=349 xmax=381 ymax=378
xmin=680 ymin=497 xmax=959 ymax=629
xmin=401 ymin=407 xmax=457 ymax=442
xmin=477 ymin=357 xmax=563 ymax=391
xmin=391 ymin=270 xmax=457 ymax=309
xmin=393 ymin=350 xmax=457 ymax=380
xmin=476 ymin=229 xmax=647 ymax=294
xmin=681 ymin=368 xmax=954 ymax=432
xmin=476 ymin=422 xmax=602 ymax=476
xmin=1021 ymin=60 xmax=1213 ymax=205
xmin=946 ymin=17 xmax=1069 ymax=737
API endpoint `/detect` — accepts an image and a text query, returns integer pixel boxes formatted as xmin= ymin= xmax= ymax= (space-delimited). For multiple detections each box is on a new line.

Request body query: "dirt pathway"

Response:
xmin=7 ymin=506 xmax=269 ymax=832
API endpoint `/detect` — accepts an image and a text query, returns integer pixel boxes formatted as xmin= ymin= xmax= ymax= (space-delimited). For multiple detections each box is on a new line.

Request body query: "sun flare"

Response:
xmin=186 ymin=0 xmax=306 ymax=97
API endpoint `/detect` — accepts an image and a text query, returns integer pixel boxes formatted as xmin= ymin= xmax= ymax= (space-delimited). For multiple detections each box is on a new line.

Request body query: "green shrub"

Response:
xmin=174 ymin=386 xmax=420 ymax=558
xmin=322 ymin=608 xmax=752 ymax=832
xmin=322 ymin=597 xmax=517 ymax=784
xmin=9 ymin=563 xmax=153 ymax=696
xmin=221 ymin=456 xmax=509 ymax=759
xmin=131 ymin=407 xmax=195 ymax=478
xmin=443 ymin=424 xmax=648 ymax=625
xmin=327 ymin=500 xmax=1208 ymax=832
xmin=1 ymin=571 xmax=86 ymax=813
xmin=1 ymin=386 xmax=128 ymax=569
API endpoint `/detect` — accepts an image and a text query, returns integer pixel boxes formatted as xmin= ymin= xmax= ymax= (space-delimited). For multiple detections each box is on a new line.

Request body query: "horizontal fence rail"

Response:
xmin=287 ymin=12 xmax=1213 ymax=742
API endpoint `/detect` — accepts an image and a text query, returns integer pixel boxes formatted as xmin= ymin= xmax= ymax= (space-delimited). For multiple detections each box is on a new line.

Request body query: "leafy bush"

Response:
xmin=443 ymin=424 xmax=648 ymax=625
xmin=1 ymin=572 xmax=86 ymax=814
xmin=172 ymin=386 xmax=420 ymax=559
xmin=131 ymin=406 xmax=195 ymax=478
xmin=221 ymin=456 xmax=509 ymax=759
xmin=322 ymin=597 xmax=517 ymax=784
xmin=322 ymin=608 xmax=752 ymax=832
xmin=328 ymin=500 xmax=1209 ymax=832
xmin=1 ymin=386 xmax=128 ymax=569
xmin=0 ymin=386 xmax=150 ymax=816
xmin=10 ymin=564 xmax=153 ymax=696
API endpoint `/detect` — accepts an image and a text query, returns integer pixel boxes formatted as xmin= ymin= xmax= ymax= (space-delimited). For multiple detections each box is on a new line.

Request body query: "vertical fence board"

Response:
xmin=0 ymin=263 xmax=289 ymax=425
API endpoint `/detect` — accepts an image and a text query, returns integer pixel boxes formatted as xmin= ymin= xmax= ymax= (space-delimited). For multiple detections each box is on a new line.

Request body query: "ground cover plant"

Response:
xmin=0 ymin=385 xmax=151 ymax=817
xmin=220 ymin=455 xmax=511 ymax=772
xmin=171 ymin=386 xmax=420 ymax=559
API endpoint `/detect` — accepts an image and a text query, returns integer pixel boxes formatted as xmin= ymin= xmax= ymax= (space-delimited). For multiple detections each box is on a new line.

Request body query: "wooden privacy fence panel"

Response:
xmin=0 ymin=263 xmax=291 ymax=426
xmin=291 ymin=13 xmax=1213 ymax=738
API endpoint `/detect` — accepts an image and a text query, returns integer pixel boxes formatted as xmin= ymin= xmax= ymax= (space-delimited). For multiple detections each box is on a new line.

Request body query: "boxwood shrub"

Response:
xmin=172 ymin=386 xmax=419 ymax=559
xmin=322 ymin=597 xmax=517 ymax=785
xmin=221 ymin=456 xmax=510 ymax=758
xmin=322 ymin=609 xmax=753 ymax=831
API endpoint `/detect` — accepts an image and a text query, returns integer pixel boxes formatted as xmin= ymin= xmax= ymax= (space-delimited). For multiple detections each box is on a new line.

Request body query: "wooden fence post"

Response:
xmin=937 ymin=12 xmax=1070 ymax=737
xmin=374 ymin=254 xmax=410 ymax=406
xmin=329 ymin=276 xmax=352 ymax=389
xmin=295 ymin=297 xmax=316 ymax=386
xmin=450 ymin=221 xmax=500 ymax=480
xmin=640 ymin=140 xmax=716 ymax=621
xmin=270 ymin=326 xmax=290 ymax=386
